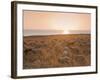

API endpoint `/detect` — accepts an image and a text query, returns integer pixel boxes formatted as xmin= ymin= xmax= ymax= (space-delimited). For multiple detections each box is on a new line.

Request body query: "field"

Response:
xmin=23 ymin=34 xmax=91 ymax=69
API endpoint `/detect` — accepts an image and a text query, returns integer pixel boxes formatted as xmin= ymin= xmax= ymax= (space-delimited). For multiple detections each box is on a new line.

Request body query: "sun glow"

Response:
xmin=63 ymin=30 xmax=70 ymax=34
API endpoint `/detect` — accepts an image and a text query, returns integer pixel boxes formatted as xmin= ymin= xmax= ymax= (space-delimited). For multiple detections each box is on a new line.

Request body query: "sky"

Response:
xmin=23 ymin=10 xmax=91 ymax=34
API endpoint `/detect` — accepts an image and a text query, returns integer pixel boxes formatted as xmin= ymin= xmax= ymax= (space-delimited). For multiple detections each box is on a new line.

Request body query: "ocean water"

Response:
xmin=24 ymin=30 xmax=90 ymax=36
xmin=24 ymin=30 xmax=64 ymax=36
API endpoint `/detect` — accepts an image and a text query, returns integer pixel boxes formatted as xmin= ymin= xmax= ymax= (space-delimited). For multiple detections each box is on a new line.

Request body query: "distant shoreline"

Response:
xmin=24 ymin=30 xmax=90 ymax=36
xmin=24 ymin=34 xmax=90 ymax=37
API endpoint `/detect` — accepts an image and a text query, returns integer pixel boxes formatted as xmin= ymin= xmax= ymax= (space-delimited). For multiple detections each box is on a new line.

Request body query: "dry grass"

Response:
xmin=23 ymin=34 xmax=90 ymax=69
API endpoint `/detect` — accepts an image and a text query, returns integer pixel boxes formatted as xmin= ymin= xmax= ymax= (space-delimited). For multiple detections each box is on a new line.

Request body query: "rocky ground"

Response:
xmin=23 ymin=34 xmax=90 ymax=69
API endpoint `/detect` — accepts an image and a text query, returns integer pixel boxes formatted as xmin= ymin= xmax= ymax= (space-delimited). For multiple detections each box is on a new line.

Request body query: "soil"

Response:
xmin=23 ymin=34 xmax=91 ymax=69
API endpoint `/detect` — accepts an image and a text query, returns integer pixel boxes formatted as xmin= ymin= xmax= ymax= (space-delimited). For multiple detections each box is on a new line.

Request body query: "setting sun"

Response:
xmin=63 ymin=30 xmax=70 ymax=34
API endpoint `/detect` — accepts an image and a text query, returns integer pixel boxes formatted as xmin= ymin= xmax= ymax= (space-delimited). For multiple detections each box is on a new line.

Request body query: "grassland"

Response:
xmin=23 ymin=34 xmax=90 ymax=69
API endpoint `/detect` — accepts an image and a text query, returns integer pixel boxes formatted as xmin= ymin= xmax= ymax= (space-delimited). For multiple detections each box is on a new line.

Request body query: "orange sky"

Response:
xmin=23 ymin=10 xmax=91 ymax=31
